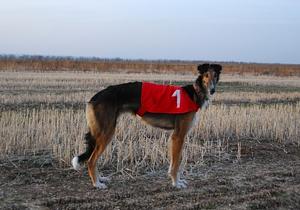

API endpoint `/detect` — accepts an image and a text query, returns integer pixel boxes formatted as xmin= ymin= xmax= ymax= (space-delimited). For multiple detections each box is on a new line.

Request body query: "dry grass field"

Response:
xmin=0 ymin=70 xmax=300 ymax=209
xmin=1 ymin=55 xmax=300 ymax=76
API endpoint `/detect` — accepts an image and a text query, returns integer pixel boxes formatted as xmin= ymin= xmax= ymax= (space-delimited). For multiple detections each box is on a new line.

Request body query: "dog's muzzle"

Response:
xmin=210 ymin=88 xmax=215 ymax=95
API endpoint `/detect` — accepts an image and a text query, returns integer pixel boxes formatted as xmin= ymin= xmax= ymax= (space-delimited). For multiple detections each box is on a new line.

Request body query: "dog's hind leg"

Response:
xmin=87 ymin=131 xmax=114 ymax=189
xmin=86 ymin=104 xmax=117 ymax=189
xmin=72 ymin=101 xmax=117 ymax=188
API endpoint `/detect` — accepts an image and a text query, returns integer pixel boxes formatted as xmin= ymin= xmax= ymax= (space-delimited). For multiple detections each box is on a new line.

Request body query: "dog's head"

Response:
xmin=195 ymin=63 xmax=222 ymax=95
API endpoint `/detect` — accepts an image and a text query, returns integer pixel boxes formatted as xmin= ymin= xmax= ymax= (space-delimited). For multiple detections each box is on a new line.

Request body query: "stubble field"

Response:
xmin=0 ymin=70 xmax=300 ymax=209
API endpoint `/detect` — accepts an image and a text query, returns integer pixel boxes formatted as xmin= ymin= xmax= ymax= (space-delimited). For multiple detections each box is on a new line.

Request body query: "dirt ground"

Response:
xmin=1 ymin=139 xmax=299 ymax=210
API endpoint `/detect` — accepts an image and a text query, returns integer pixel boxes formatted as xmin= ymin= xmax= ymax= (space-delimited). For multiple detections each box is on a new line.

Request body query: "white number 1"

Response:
xmin=172 ymin=89 xmax=181 ymax=108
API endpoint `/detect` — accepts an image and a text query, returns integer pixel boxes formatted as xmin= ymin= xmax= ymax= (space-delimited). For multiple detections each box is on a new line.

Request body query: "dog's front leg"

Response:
xmin=168 ymin=132 xmax=187 ymax=188
xmin=168 ymin=113 xmax=194 ymax=188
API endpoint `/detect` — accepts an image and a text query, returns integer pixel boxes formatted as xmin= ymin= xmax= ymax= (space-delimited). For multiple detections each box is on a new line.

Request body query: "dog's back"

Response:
xmin=89 ymin=82 xmax=142 ymax=113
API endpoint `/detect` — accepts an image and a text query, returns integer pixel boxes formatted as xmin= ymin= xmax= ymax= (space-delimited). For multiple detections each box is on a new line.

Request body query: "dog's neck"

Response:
xmin=182 ymin=84 xmax=209 ymax=108
xmin=193 ymin=83 xmax=210 ymax=106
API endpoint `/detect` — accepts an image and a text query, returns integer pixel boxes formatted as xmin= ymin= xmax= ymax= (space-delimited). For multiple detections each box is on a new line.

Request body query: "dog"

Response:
xmin=72 ymin=63 xmax=222 ymax=189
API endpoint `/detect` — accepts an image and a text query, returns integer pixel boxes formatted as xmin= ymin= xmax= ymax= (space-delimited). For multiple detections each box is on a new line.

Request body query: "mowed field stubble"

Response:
xmin=0 ymin=69 xmax=300 ymax=209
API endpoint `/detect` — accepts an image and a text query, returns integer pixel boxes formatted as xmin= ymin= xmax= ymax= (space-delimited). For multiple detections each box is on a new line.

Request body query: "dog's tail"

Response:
xmin=72 ymin=102 xmax=98 ymax=170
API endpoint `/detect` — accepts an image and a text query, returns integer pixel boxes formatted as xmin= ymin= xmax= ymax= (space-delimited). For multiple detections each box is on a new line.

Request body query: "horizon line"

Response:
xmin=0 ymin=53 xmax=299 ymax=66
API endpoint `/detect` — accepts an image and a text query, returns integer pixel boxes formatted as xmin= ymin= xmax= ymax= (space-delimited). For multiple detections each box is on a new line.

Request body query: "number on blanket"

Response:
xmin=172 ymin=89 xmax=181 ymax=108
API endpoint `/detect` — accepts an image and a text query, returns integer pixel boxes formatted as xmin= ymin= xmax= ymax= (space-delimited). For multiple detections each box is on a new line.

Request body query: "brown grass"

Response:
xmin=1 ymin=103 xmax=299 ymax=173
xmin=1 ymin=55 xmax=300 ymax=76
xmin=0 ymin=71 xmax=299 ymax=174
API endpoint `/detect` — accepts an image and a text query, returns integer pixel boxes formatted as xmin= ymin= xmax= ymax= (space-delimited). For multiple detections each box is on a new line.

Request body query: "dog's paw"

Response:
xmin=97 ymin=176 xmax=111 ymax=183
xmin=71 ymin=156 xmax=81 ymax=171
xmin=94 ymin=180 xmax=107 ymax=189
xmin=173 ymin=179 xmax=188 ymax=189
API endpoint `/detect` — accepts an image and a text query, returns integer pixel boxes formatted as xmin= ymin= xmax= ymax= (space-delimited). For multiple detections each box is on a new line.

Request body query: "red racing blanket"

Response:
xmin=136 ymin=82 xmax=199 ymax=116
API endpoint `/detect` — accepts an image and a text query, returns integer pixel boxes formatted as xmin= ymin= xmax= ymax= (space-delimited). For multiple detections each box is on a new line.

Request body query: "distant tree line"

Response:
xmin=0 ymin=54 xmax=299 ymax=76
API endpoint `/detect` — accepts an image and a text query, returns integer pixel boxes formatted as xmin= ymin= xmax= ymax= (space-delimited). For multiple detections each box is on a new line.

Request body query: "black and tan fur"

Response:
xmin=72 ymin=63 xmax=222 ymax=189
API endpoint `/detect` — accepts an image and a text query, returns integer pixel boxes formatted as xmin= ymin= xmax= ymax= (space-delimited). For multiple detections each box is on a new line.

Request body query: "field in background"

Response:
xmin=1 ymin=55 xmax=300 ymax=76
xmin=1 ymin=69 xmax=300 ymax=209
xmin=0 ymin=71 xmax=299 ymax=171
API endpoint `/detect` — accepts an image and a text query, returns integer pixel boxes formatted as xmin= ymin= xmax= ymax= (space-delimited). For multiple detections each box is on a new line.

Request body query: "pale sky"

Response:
xmin=1 ymin=0 xmax=300 ymax=64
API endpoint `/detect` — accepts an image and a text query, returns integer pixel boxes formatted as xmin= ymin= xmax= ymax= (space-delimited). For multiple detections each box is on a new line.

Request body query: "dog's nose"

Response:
xmin=210 ymin=89 xmax=215 ymax=95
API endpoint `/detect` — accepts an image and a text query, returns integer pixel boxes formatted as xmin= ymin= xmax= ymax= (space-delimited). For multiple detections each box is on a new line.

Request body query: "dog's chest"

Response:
xmin=191 ymin=110 xmax=201 ymax=128
xmin=201 ymin=100 xmax=210 ymax=110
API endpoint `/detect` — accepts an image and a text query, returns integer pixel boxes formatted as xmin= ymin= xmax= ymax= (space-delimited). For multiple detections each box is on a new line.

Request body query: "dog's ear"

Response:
xmin=197 ymin=63 xmax=210 ymax=74
xmin=211 ymin=64 xmax=222 ymax=74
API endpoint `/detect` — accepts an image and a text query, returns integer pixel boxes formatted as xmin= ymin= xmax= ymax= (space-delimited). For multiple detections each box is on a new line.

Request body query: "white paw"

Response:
xmin=71 ymin=156 xmax=81 ymax=171
xmin=173 ymin=179 xmax=188 ymax=189
xmin=94 ymin=179 xmax=107 ymax=189
xmin=97 ymin=176 xmax=111 ymax=183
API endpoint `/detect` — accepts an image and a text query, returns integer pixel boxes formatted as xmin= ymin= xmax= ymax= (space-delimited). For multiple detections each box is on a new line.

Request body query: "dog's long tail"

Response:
xmin=72 ymin=102 xmax=98 ymax=170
